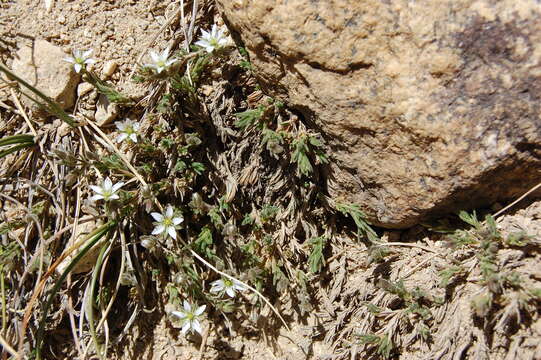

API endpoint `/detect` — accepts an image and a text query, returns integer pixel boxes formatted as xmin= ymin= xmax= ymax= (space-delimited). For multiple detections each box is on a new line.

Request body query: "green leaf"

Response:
xmin=307 ymin=236 xmax=326 ymax=273
xmin=0 ymin=134 xmax=34 ymax=147
xmin=439 ymin=265 xmax=463 ymax=287
xmin=459 ymin=210 xmax=480 ymax=229
xmin=191 ymin=162 xmax=205 ymax=175
xmin=234 ymin=106 xmax=264 ymax=130
xmin=335 ymin=202 xmax=378 ymax=241
xmin=84 ymin=71 xmax=133 ymax=105
xmin=193 ymin=227 xmax=215 ymax=259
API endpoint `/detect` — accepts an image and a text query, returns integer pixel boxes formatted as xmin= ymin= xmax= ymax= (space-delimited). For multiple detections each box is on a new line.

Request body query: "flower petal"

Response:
xmin=151 ymin=212 xmax=163 ymax=222
xmin=90 ymin=194 xmax=104 ymax=201
xmin=194 ymin=305 xmax=206 ymax=316
xmin=82 ymin=49 xmax=93 ymax=58
xmin=103 ymin=177 xmax=113 ymax=191
xmin=183 ymin=300 xmax=191 ymax=312
xmin=115 ymin=121 xmax=126 ymax=130
xmin=112 ymin=181 xmax=125 ymax=192
xmin=84 ymin=58 xmax=96 ymax=65
xmin=109 ymin=194 xmax=120 ymax=200
xmin=73 ymin=63 xmax=82 ymax=73
xmin=166 ymin=58 xmax=178 ymax=67
xmin=166 ymin=206 xmax=174 ymax=218
xmin=226 ymin=287 xmax=236 ymax=298
xmin=192 ymin=320 xmax=202 ymax=335
xmin=152 ymin=225 xmax=165 ymax=235
xmin=150 ymin=51 xmax=160 ymax=63
xmin=171 ymin=310 xmax=186 ymax=319
xmin=234 ymin=281 xmax=247 ymax=291
xmin=130 ymin=133 xmax=138 ymax=142
xmin=89 ymin=185 xmax=103 ymax=194
xmin=194 ymin=40 xmax=208 ymax=48
xmin=116 ymin=133 xmax=128 ymax=143
xmin=172 ymin=216 xmax=183 ymax=225
xmin=161 ymin=47 xmax=171 ymax=60
xmin=167 ymin=226 xmax=177 ymax=239
xmin=63 ymin=57 xmax=75 ymax=64
xmin=181 ymin=321 xmax=191 ymax=334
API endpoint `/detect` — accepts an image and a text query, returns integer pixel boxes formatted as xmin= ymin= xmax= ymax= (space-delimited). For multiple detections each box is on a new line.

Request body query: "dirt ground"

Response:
xmin=1 ymin=1 xmax=540 ymax=359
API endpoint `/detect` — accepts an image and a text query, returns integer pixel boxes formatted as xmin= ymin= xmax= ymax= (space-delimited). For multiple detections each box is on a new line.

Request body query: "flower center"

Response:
xmin=209 ymin=38 xmax=219 ymax=48
xmin=157 ymin=60 xmax=166 ymax=68
xmin=186 ymin=312 xmax=195 ymax=320
xmin=75 ymin=57 xmax=85 ymax=65
xmin=163 ymin=217 xmax=173 ymax=227
xmin=224 ymin=279 xmax=233 ymax=288
xmin=102 ymin=190 xmax=112 ymax=200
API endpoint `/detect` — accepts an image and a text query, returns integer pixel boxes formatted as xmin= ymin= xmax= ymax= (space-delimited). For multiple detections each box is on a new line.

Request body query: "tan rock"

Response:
xmin=102 ymin=60 xmax=118 ymax=78
xmin=217 ymin=0 xmax=541 ymax=228
xmin=95 ymin=94 xmax=119 ymax=126
xmin=77 ymin=82 xmax=94 ymax=97
xmin=11 ymin=39 xmax=80 ymax=114
xmin=56 ymin=220 xmax=105 ymax=275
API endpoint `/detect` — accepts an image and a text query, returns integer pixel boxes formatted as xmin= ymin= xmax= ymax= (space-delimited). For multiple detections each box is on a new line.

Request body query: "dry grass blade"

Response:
xmin=493 ymin=182 xmax=541 ymax=218
xmin=20 ymin=221 xmax=116 ymax=360
xmin=0 ymin=332 xmax=17 ymax=357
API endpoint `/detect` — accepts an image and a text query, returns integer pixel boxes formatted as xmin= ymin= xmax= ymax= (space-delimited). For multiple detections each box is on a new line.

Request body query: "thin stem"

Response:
xmin=32 ymin=221 xmax=116 ymax=360
xmin=0 ymin=265 xmax=6 ymax=335
xmin=88 ymin=242 xmax=110 ymax=360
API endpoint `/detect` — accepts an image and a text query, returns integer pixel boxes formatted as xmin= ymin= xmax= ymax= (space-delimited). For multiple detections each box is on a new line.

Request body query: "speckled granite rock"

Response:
xmin=217 ymin=0 xmax=541 ymax=228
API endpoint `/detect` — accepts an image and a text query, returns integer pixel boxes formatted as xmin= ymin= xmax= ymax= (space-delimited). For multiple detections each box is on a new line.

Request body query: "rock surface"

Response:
xmin=217 ymin=0 xmax=541 ymax=228
xmin=95 ymin=93 xmax=119 ymax=126
xmin=11 ymin=39 xmax=79 ymax=113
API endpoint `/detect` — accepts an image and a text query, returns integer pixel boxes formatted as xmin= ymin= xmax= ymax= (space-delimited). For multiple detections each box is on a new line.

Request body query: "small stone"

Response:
xmin=102 ymin=60 xmax=118 ymax=78
xmin=77 ymin=82 xmax=94 ymax=97
xmin=11 ymin=39 xmax=80 ymax=116
xmin=95 ymin=94 xmax=119 ymax=126
xmin=56 ymin=221 xmax=105 ymax=275
xmin=80 ymin=108 xmax=95 ymax=121
xmin=201 ymin=85 xmax=214 ymax=96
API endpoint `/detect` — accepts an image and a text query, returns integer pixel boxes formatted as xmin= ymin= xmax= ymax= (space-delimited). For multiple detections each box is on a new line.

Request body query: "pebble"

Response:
xmin=95 ymin=94 xmax=119 ymax=126
xmin=102 ymin=60 xmax=118 ymax=78
xmin=77 ymin=82 xmax=94 ymax=97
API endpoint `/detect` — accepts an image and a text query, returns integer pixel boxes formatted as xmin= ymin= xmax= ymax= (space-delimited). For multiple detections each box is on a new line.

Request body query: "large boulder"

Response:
xmin=217 ymin=0 xmax=541 ymax=228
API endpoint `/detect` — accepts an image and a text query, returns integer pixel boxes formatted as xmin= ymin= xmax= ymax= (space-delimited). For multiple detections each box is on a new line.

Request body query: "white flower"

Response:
xmin=194 ymin=24 xmax=230 ymax=53
xmin=115 ymin=119 xmax=140 ymax=143
xmin=63 ymin=49 xmax=96 ymax=73
xmin=151 ymin=205 xmax=183 ymax=239
xmin=89 ymin=177 xmax=124 ymax=202
xmin=171 ymin=300 xmax=206 ymax=335
xmin=210 ymin=278 xmax=247 ymax=298
xmin=145 ymin=48 xmax=178 ymax=74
